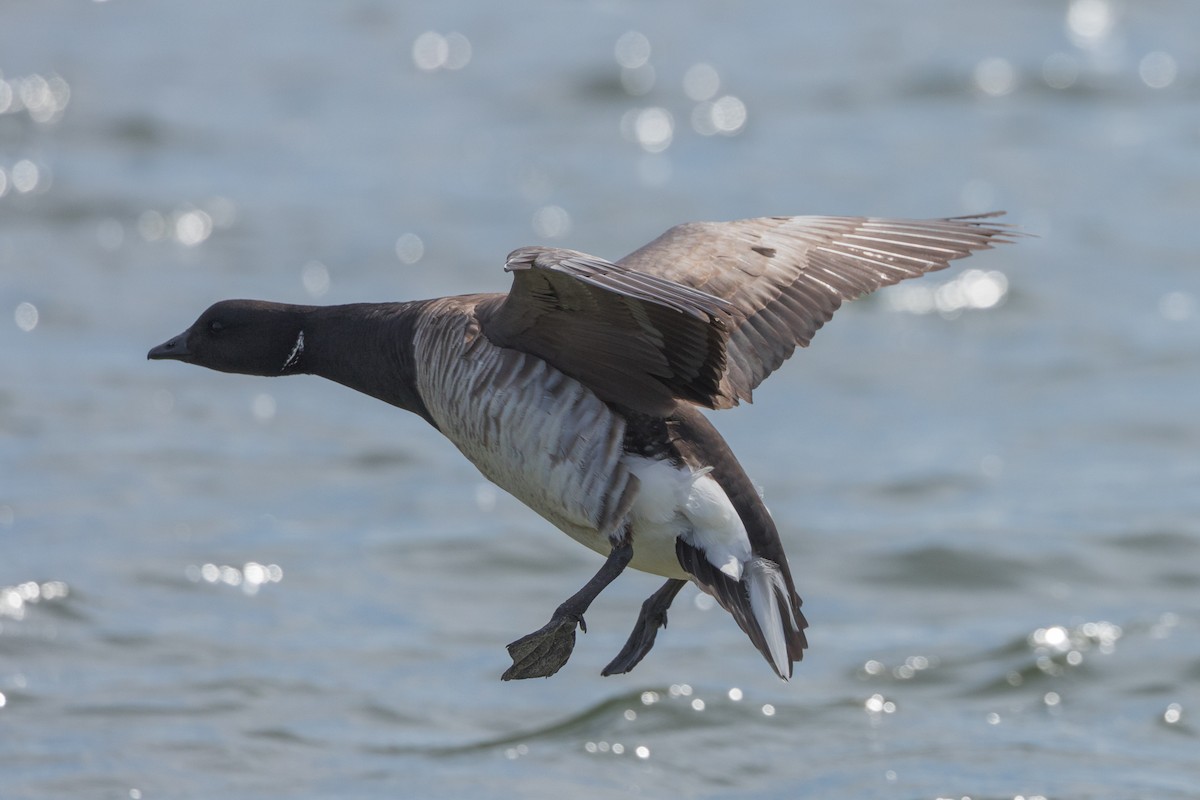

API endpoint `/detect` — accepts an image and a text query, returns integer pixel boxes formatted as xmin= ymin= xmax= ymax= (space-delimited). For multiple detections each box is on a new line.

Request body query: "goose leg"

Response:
xmin=502 ymin=535 xmax=633 ymax=680
xmin=601 ymin=578 xmax=687 ymax=676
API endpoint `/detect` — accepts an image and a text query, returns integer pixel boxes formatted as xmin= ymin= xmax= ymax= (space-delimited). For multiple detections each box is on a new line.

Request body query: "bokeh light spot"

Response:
xmin=474 ymin=483 xmax=498 ymax=512
xmin=301 ymin=261 xmax=330 ymax=298
xmin=1159 ymin=291 xmax=1194 ymax=321
xmin=2 ymin=73 xmax=70 ymax=124
xmin=189 ymin=562 xmax=283 ymax=595
xmin=885 ymin=269 xmax=1008 ymax=317
xmin=709 ymin=95 xmax=747 ymax=135
xmin=1067 ymin=0 xmax=1114 ymax=47
xmin=865 ymin=693 xmax=896 ymax=714
xmin=974 ymin=57 xmax=1016 ymax=96
xmin=532 ymin=205 xmax=571 ymax=239
xmin=0 ymin=580 xmax=70 ymax=621
xmin=251 ymin=393 xmax=277 ymax=422
xmin=413 ymin=32 xmax=449 ymax=71
xmin=395 ymin=232 xmax=425 ymax=265
xmin=443 ymin=32 xmax=472 ymax=70
xmin=12 ymin=159 xmax=40 ymax=193
xmin=1139 ymin=51 xmax=1177 ymax=89
xmin=683 ymin=63 xmax=720 ymax=101
xmin=614 ymin=31 xmax=651 ymax=69
xmin=14 ymin=302 xmax=39 ymax=332
xmin=174 ymin=208 xmax=212 ymax=247
xmin=633 ymin=107 xmax=673 ymax=153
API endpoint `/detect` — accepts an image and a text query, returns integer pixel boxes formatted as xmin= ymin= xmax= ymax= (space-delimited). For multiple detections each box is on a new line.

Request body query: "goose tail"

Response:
xmin=677 ymin=541 xmax=808 ymax=679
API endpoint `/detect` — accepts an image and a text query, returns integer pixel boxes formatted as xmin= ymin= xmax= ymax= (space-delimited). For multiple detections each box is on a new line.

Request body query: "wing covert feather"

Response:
xmin=480 ymin=247 xmax=739 ymax=415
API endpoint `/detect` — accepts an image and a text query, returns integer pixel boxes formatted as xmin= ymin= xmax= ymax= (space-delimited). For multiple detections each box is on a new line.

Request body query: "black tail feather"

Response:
xmin=677 ymin=538 xmax=808 ymax=678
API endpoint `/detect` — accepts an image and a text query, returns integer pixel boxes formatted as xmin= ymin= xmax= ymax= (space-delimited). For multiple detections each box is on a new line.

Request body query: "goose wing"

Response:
xmin=480 ymin=246 xmax=738 ymax=415
xmin=616 ymin=213 xmax=1019 ymax=408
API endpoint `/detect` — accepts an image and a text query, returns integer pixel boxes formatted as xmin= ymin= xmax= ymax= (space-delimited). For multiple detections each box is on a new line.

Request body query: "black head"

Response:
xmin=148 ymin=299 xmax=312 ymax=376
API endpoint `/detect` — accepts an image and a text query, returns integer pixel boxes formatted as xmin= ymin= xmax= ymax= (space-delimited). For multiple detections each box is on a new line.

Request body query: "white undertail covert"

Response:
xmin=624 ymin=455 xmax=799 ymax=677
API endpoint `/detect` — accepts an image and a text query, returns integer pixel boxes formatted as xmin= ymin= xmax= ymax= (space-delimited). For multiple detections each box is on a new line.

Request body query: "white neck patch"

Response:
xmin=282 ymin=330 xmax=305 ymax=371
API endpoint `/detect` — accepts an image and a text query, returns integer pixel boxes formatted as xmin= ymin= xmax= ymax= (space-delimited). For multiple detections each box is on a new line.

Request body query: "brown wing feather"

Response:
xmin=617 ymin=213 xmax=1020 ymax=408
xmin=480 ymin=247 xmax=739 ymax=415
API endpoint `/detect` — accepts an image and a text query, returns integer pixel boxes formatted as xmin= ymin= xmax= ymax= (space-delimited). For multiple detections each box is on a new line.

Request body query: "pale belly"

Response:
xmin=412 ymin=306 xmax=689 ymax=579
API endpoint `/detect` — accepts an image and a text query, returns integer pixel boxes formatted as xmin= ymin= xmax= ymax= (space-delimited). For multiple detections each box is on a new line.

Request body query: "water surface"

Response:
xmin=2 ymin=2 xmax=1198 ymax=798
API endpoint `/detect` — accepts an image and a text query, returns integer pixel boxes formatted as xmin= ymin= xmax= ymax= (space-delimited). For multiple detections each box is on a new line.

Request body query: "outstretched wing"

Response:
xmin=480 ymin=246 xmax=739 ymax=415
xmin=616 ymin=213 xmax=1019 ymax=408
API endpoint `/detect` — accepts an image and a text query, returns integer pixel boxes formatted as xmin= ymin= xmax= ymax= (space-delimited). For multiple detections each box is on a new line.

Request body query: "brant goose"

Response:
xmin=149 ymin=213 xmax=1018 ymax=680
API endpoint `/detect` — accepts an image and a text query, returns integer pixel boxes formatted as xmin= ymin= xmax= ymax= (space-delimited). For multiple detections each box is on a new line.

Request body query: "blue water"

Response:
xmin=3 ymin=2 xmax=1198 ymax=798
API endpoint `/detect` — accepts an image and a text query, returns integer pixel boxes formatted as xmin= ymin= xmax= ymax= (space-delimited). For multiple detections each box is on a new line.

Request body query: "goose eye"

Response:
xmin=208 ymin=320 xmax=224 ymax=333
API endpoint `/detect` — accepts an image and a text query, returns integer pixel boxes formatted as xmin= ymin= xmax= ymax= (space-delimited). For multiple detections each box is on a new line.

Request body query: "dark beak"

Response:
xmin=147 ymin=330 xmax=191 ymax=361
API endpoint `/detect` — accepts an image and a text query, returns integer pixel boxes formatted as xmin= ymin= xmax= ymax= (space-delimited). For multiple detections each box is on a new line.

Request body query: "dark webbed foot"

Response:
xmin=501 ymin=536 xmax=634 ymax=681
xmin=602 ymin=578 xmax=686 ymax=676
xmin=502 ymin=608 xmax=584 ymax=680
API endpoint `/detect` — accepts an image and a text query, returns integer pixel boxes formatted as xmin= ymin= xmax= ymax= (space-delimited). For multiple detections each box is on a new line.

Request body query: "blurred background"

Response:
xmin=2 ymin=1 xmax=1198 ymax=798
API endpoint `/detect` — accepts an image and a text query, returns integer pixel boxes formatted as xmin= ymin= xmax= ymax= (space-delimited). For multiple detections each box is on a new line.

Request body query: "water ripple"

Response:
xmin=862 ymin=545 xmax=1027 ymax=589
